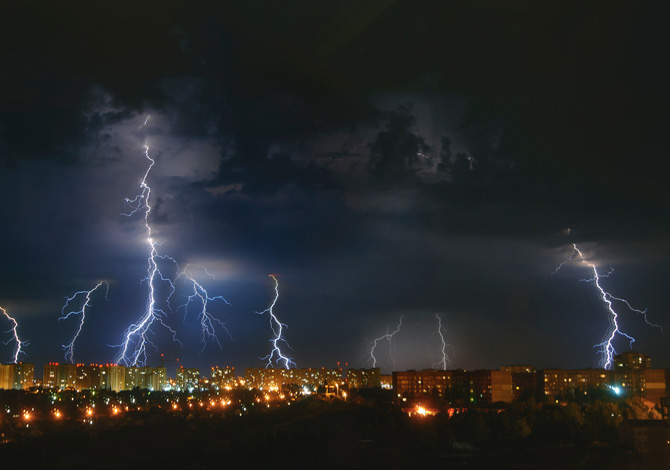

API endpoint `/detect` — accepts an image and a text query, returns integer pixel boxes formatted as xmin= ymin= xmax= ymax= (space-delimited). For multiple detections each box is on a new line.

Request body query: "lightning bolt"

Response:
xmin=115 ymin=116 xmax=230 ymax=365
xmin=0 ymin=306 xmax=27 ymax=363
xmin=432 ymin=314 xmax=453 ymax=370
xmin=554 ymin=243 xmax=662 ymax=369
xmin=367 ymin=317 xmax=403 ymax=370
xmin=256 ymin=275 xmax=294 ymax=369
xmin=175 ymin=265 xmax=231 ymax=353
xmin=59 ymin=281 xmax=109 ymax=364
xmin=113 ymin=142 xmax=181 ymax=366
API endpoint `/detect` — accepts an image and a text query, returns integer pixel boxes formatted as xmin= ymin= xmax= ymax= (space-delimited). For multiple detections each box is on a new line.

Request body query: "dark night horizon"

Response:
xmin=0 ymin=1 xmax=668 ymax=374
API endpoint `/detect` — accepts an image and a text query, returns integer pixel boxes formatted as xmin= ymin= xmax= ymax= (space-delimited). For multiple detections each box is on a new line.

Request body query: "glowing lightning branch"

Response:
xmin=60 ymin=281 xmax=109 ymax=364
xmin=115 ymin=118 xmax=230 ymax=365
xmin=175 ymin=265 xmax=231 ymax=353
xmin=554 ymin=243 xmax=662 ymax=369
xmin=367 ymin=317 xmax=403 ymax=370
xmin=432 ymin=314 xmax=453 ymax=370
xmin=0 ymin=306 xmax=26 ymax=363
xmin=256 ymin=275 xmax=295 ymax=369
xmin=114 ymin=141 xmax=182 ymax=366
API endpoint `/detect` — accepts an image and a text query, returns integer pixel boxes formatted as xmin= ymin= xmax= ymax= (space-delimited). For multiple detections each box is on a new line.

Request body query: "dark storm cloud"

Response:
xmin=368 ymin=104 xmax=429 ymax=183
xmin=1 ymin=1 xmax=669 ymax=370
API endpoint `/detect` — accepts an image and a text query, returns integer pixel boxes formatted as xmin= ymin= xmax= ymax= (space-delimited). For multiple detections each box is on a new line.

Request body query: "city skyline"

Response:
xmin=0 ymin=2 xmax=668 ymax=372
xmin=3 ymin=348 xmax=664 ymax=384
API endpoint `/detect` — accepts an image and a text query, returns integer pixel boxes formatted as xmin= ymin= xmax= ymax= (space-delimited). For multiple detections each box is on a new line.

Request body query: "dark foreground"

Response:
xmin=1 ymin=397 xmax=656 ymax=469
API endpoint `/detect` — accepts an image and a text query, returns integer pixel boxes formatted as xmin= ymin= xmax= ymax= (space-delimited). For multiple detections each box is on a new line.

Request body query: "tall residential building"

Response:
xmin=541 ymin=369 xmax=612 ymax=401
xmin=140 ymin=367 xmax=167 ymax=391
xmin=211 ymin=366 xmax=235 ymax=390
xmin=44 ymin=363 xmax=77 ymax=390
xmin=43 ymin=363 xmax=59 ymax=388
xmin=346 ymin=368 xmax=381 ymax=389
xmin=468 ymin=370 xmax=513 ymax=404
xmin=392 ymin=369 xmax=514 ymax=404
xmin=615 ymin=351 xmax=651 ymax=369
xmin=502 ymin=366 xmax=538 ymax=401
xmin=0 ymin=363 xmax=34 ymax=390
xmin=123 ymin=366 xmax=167 ymax=391
xmin=100 ymin=365 xmax=126 ymax=392
xmin=643 ymin=369 xmax=667 ymax=407
xmin=614 ymin=351 xmax=651 ymax=398
xmin=13 ymin=363 xmax=34 ymax=389
xmin=392 ymin=370 xmax=453 ymax=399
xmin=125 ymin=367 xmax=141 ymax=389
xmin=380 ymin=374 xmax=393 ymax=389
xmin=58 ymin=364 xmax=77 ymax=389
xmin=177 ymin=367 xmax=200 ymax=391
xmin=0 ymin=364 xmax=14 ymax=389
xmin=244 ymin=367 xmax=343 ymax=391
xmin=75 ymin=364 xmax=102 ymax=390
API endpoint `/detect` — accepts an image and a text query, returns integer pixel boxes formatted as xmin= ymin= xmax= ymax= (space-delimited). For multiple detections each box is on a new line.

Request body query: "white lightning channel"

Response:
xmin=114 ymin=142 xmax=181 ymax=366
xmin=0 ymin=306 xmax=27 ymax=363
xmin=256 ymin=275 xmax=294 ymax=369
xmin=175 ymin=265 xmax=232 ymax=353
xmin=367 ymin=317 xmax=403 ymax=370
xmin=432 ymin=314 xmax=453 ymax=370
xmin=554 ymin=243 xmax=662 ymax=369
xmin=60 ymin=281 xmax=109 ymax=364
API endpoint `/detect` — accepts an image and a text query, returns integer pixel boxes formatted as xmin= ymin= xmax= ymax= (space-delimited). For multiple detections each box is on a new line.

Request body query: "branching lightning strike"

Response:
xmin=60 ymin=281 xmax=109 ymax=364
xmin=115 ymin=116 xmax=229 ymax=365
xmin=554 ymin=243 xmax=662 ymax=369
xmin=175 ymin=265 xmax=232 ymax=353
xmin=0 ymin=306 xmax=26 ymax=363
xmin=256 ymin=275 xmax=294 ymax=369
xmin=114 ymin=142 xmax=181 ymax=366
xmin=367 ymin=317 xmax=403 ymax=370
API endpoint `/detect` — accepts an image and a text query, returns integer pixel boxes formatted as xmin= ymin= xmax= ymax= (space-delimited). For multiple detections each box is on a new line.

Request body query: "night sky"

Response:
xmin=1 ymin=1 xmax=669 ymax=374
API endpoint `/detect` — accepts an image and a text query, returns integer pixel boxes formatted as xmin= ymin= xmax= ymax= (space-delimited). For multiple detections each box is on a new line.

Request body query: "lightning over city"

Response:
xmin=432 ymin=314 xmax=453 ymax=371
xmin=175 ymin=265 xmax=231 ymax=353
xmin=59 ymin=281 xmax=109 ymax=364
xmin=554 ymin=243 xmax=662 ymax=369
xmin=1 ymin=4 xmax=669 ymax=464
xmin=114 ymin=140 xmax=179 ymax=366
xmin=0 ymin=306 xmax=26 ymax=364
xmin=114 ymin=118 xmax=230 ymax=366
xmin=367 ymin=317 xmax=403 ymax=370
xmin=256 ymin=275 xmax=294 ymax=369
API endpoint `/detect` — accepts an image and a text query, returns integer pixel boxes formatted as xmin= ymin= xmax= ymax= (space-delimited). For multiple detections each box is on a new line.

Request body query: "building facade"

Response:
xmin=346 ymin=368 xmax=381 ymax=389
xmin=100 ymin=365 xmax=126 ymax=392
xmin=0 ymin=363 xmax=34 ymax=390
xmin=541 ymin=369 xmax=613 ymax=401
xmin=176 ymin=367 xmax=200 ymax=391
xmin=244 ymin=367 xmax=343 ymax=391
xmin=211 ymin=366 xmax=235 ymax=390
